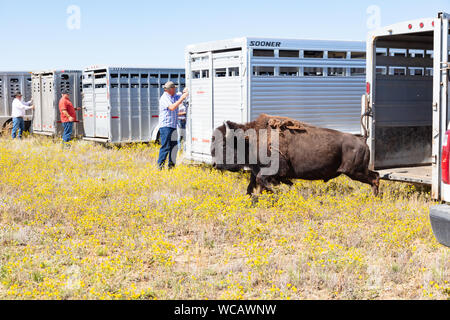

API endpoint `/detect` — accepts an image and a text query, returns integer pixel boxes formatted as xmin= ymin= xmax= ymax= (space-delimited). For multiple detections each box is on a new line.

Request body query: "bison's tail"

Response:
xmin=360 ymin=109 xmax=373 ymax=144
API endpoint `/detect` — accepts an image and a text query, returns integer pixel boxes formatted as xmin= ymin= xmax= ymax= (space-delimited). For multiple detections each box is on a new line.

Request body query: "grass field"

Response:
xmin=0 ymin=136 xmax=448 ymax=300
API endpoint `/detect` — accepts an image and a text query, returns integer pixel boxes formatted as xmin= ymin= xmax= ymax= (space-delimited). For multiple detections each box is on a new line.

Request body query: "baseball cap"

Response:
xmin=163 ymin=81 xmax=176 ymax=90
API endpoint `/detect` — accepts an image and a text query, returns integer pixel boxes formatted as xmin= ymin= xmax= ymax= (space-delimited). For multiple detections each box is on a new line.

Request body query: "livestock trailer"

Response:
xmin=185 ymin=37 xmax=367 ymax=163
xmin=82 ymin=66 xmax=185 ymax=144
xmin=0 ymin=72 xmax=33 ymax=132
xmin=362 ymin=12 xmax=450 ymax=246
xmin=32 ymin=70 xmax=84 ymax=137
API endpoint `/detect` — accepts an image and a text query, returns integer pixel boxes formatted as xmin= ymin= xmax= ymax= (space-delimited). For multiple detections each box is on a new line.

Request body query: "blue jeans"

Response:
xmin=62 ymin=122 xmax=74 ymax=143
xmin=178 ymin=119 xmax=186 ymax=151
xmin=157 ymin=127 xmax=178 ymax=169
xmin=12 ymin=117 xmax=25 ymax=139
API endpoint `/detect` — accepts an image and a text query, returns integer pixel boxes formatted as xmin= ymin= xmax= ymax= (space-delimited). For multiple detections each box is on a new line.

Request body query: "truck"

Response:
xmin=0 ymin=72 xmax=33 ymax=134
xmin=185 ymin=37 xmax=367 ymax=163
xmin=363 ymin=12 xmax=450 ymax=247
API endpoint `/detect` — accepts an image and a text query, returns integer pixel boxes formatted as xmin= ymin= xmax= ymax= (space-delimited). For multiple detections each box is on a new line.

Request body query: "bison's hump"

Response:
xmin=267 ymin=118 xmax=307 ymax=133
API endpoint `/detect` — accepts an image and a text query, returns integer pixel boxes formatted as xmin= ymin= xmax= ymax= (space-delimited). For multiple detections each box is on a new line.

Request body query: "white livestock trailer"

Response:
xmin=185 ymin=37 xmax=367 ymax=163
xmin=0 ymin=72 xmax=33 ymax=133
xmin=362 ymin=12 xmax=450 ymax=247
xmin=32 ymin=70 xmax=84 ymax=138
xmin=82 ymin=66 xmax=185 ymax=144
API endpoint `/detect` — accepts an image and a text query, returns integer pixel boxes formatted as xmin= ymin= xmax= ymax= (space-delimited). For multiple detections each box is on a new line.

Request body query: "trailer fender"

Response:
xmin=0 ymin=118 xmax=13 ymax=136
xmin=0 ymin=118 xmax=12 ymax=130
xmin=151 ymin=126 xmax=161 ymax=143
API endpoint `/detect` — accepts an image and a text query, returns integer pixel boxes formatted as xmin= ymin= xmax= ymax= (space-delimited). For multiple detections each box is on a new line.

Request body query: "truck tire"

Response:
xmin=430 ymin=205 xmax=450 ymax=248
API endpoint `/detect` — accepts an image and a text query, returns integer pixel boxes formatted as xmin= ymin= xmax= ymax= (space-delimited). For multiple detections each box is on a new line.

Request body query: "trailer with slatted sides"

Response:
xmin=185 ymin=37 xmax=367 ymax=164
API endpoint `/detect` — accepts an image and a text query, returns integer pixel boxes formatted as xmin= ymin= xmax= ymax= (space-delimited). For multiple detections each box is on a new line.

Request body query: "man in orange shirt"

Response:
xmin=58 ymin=90 xmax=77 ymax=147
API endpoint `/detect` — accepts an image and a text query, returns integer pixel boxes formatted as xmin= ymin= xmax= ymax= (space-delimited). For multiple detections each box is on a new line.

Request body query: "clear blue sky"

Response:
xmin=0 ymin=0 xmax=448 ymax=71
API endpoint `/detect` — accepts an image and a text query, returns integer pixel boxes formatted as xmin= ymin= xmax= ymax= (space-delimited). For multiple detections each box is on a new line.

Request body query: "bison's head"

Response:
xmin=211 ymin=121 xmax=251 ymax=172
xmin=211 ymin=120 xmax=281 ymax=176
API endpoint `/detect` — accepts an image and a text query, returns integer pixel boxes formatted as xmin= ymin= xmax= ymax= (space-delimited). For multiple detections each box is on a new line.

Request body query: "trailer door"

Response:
xmin=439 ymin=14 xmax=450 ymax=201
xmin=212 ymin=50 xmax=244 ymax=129
xmin=41 ymin=75 xmax=56 ymax=133
xmin=32 ymin=74 xmax=43 ymax=132
xmin=93 ymin=71 xmax=109 ymax=139
xmin=189 ymin=53 xmax=213 ymax=159
xmin=82 ymin=71 xmax=95 ymax=137
xmin=0 ymin=75 xmax=5 ymax=119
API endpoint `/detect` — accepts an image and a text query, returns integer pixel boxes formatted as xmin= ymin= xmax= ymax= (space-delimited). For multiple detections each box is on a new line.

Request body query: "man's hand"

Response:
xmin=168 ymin=89 xmax=190 ymax=111
xmin=181 ymin=88 xmax=189 ymax=99
xmin=68 ymin=116 xmax=75 ymax=122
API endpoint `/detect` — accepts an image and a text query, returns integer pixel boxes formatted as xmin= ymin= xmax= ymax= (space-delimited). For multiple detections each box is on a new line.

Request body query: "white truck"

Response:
xmin=363 ymin=12 xmax=450 ymax=247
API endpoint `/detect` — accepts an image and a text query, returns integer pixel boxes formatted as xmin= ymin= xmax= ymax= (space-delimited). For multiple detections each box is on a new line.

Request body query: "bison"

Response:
xmin=211 ymin=114 xmax=380 ymax=196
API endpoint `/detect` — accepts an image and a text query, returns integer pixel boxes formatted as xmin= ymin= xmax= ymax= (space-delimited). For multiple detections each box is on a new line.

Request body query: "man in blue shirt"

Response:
xmin=157 ymin=81 xmax=189 ymax=170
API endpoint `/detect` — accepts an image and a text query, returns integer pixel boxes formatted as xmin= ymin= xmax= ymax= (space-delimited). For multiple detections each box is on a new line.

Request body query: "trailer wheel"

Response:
xmin=430 ymin=205 xmax=450 ymax=248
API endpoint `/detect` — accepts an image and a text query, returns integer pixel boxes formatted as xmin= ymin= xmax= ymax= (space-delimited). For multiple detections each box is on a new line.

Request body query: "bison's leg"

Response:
xmin=281 ymin=178 xmax=294 ymax=187
xmin=369 ymin=171 xmax=381 ymax=196
xmin=345 ymin=171 xmax=380 ymax=196
xmin=269 ymin=177 xmax=293 ymax=187
xmin=323 ymin=174 xmax=341 ymax=183
xmin=256 ymin=173 xmax=275 ymax=194
xmin=247 ymin=172 xmax=258 ymax=195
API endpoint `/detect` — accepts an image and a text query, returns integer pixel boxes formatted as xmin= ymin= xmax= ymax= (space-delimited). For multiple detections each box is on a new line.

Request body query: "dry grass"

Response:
xmin=0 ymin=136 xmax=448 ymax=300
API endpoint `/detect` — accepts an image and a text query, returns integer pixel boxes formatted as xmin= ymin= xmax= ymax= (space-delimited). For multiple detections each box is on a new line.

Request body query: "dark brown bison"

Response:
xmin=211 ymin=114 xmax=380 ymax=196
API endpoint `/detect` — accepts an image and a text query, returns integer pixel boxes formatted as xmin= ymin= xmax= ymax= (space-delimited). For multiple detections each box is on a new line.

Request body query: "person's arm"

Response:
xmin=24 ymin=102 xmax=34 ymax=111
xmin=18 ymin=100 xmax=34 ymax=111
xmin=61 ymin=101 xmax=74 ymax=122
xmin=167 ymin=91 xmax=189 ymax=111
xmin=61 ymin=109 xmax=73 ymax=121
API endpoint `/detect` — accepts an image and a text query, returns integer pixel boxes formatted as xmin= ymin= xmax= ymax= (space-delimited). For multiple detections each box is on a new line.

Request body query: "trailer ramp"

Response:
xmin=378 ymin=165 xmax=432 ymax=185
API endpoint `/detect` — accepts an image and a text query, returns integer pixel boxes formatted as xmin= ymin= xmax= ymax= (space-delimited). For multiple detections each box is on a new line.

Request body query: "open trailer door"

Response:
xmin=82 ymin=71 xmax=96 ymax=138
xmin=187 ymin=52 xmax=214 ymax=162
xmin=31 ymin=74 xmax=43 ymax=133
xmin=439 ymin=13 xmax=450 ymax=202
xmin=430 ymin=13 xmax=450 ymax=248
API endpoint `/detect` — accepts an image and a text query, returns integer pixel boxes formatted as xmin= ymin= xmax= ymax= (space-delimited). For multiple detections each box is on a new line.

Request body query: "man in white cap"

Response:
xmin=11 ymin=92 xmax=34 ymax=139
xmin=157 ymin=81 xmax=189 ymax=170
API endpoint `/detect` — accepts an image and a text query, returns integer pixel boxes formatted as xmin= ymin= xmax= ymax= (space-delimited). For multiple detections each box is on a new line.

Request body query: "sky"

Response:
xmin=0 ymin=0 xmax=448 ymax=71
